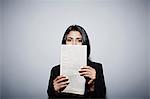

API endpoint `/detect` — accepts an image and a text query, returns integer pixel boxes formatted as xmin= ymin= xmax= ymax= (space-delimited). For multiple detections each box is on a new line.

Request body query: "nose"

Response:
xmin=72 ymin=40 xmax=79 ymax=45
xmin=72 ymin=40 xmax=76 ymax=45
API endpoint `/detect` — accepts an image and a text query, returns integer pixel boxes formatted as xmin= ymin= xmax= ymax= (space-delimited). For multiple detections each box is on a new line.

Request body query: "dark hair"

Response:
xmin=62 ymin=25 xmax=91 ymax=59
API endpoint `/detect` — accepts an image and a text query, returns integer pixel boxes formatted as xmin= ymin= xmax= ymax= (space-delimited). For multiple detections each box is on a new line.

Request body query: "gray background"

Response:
xmin=148 ymin=0 xmax=150 ymax=98
xmin=0 ymin=1 xmax=2 ymax=98
xmin=0 ymin=0 xmax=150 ymax=99
xmin=0 ymin=0 xmax=2 ymax=98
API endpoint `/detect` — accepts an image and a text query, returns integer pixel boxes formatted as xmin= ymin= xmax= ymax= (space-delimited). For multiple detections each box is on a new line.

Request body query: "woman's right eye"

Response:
xmin=66 ymin=39 xmax=71 ymax=42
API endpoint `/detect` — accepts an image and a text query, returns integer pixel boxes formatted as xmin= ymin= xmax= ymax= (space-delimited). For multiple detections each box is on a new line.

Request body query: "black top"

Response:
xmin=47 ymin=60 xmax=106 ymax=98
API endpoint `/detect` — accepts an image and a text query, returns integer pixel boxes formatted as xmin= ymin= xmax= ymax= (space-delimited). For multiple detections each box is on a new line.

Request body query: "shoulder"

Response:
xmin=49 ymin=65 xmax=60 ymax=77
xmin=88 ymin=60 xmax=102 ymax=68
xmin=88 ymin=60 xmax=104 ymax=73
xmin=50 ymin=65 xmax=60 ymax=72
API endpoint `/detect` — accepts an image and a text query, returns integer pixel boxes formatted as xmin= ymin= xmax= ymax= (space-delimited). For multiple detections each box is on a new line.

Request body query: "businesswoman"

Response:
xmin=47 ymin=25 xmax=106 ymax=98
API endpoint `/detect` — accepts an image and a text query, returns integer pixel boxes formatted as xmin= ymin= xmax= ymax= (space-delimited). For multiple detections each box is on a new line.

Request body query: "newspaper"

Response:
xmin=60 ymin=45 xmax=87 ymax=95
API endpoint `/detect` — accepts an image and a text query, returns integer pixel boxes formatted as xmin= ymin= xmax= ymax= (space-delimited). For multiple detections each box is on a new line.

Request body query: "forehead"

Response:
xmin=67 ymin=31 xmax=82 ymax=38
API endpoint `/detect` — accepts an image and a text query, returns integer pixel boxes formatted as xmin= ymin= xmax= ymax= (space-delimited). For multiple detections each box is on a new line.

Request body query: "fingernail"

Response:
xmin=66 ymin=76 xmax=69 ymax=79
xmin=63 ymin=75 xmax=66 ymax=77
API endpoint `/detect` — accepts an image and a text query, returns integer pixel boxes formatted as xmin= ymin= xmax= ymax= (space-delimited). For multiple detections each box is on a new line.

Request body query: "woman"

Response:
xmin=47 ymin=25 xmax=106 ymax=98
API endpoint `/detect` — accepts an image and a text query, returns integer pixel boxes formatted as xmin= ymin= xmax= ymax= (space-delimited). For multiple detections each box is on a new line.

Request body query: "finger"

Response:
xmin=54 ymin=77 xmax=69 ymax=85
xmin=54 ymin=83 xmax=68 ymax=92
xmin=59 ymin=84 xmax=68 ymax=89
xmin=58 ymin=80 xmax=70 ymax=86
xmin=80 ymin=66 xmax=94 ymax=71
xmin=82 ymin=74 xmax=91 ymax=79
xmin=54 ymin=75 xmax=68 ymax=83
xmin=79 ymin=68 xmax=91 ymax=73
xmin=54 ymin=76 xmax=64 ymax=82
xmin=55 ymin=81 xmax=70 ymax=90
xmin=80 ymin=72 xmax=91 ymax=77
xmin=55 ymin=75 xmax=67 ymax=81
xmin=81 ymin=66 xmax=93 ymax=70
xmin=54 ymin=80 xmax=69 ymax=90
xmin=88 ymin=79 xmax=93 ymax=85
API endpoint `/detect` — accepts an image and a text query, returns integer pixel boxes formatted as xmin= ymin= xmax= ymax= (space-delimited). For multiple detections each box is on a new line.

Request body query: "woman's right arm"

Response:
xmin=53 ymin=75 xmax=69 ymax=92
xmin=47 ymin=67 xmax=58 ymax=97
xmin=47 ymin=66 xmax=69 ymax=98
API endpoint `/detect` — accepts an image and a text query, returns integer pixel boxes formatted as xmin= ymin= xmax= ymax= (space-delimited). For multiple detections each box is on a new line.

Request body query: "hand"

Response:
xmin=53 ymin=75 xmax=69 ymax=92
xmin=79 ymin=66 xmax=96 ymax=85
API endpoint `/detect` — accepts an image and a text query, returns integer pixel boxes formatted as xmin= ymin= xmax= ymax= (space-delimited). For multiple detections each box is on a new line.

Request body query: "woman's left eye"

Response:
xmin=78 ymin=40 xmax=82 ymax=42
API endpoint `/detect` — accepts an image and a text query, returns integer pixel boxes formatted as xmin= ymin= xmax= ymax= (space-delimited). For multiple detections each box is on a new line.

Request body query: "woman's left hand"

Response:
xmin=79 ymin=66 xmax=96 ymax=85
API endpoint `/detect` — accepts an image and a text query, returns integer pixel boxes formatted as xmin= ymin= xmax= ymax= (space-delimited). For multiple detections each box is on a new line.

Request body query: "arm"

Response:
xmin=79 ymin=63 xmax=106 ymax=98
xmin=47 ymin=66 xmax=58 ymax=98
xmin=47 ymin=66 xmax=69 ymax=98
xmin=94 ymin=63 xmax=106 ymax=98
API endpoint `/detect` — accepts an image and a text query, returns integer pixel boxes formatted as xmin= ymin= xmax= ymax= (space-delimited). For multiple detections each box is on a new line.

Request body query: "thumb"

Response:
xmin=88 ymin=79 xmax=93 ymax=85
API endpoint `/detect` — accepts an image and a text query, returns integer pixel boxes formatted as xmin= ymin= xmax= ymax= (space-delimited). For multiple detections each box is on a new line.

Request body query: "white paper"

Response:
xmin=60 ymin=45 xmax=87 ymax=95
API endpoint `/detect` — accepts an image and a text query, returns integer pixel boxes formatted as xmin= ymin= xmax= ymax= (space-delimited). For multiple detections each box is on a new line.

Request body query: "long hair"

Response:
xmin=62 ymin=25 xmax=91 ymax=59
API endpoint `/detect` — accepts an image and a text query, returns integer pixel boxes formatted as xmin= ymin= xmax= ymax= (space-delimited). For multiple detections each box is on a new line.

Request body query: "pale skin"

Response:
xmin=53 ymin=31 xmax=96 ymax=92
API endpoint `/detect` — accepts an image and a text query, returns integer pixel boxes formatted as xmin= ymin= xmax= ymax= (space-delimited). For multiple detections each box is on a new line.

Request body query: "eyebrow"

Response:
xmin=67 ymin=37 xmax=73 ymax=39
xmin=67 ymin=37 xmax=82 ymax=39
xmin=76 ymin=38 xmax=82 ymax=39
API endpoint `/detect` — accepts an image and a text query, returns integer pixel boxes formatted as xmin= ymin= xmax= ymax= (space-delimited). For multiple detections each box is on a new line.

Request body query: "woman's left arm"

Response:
xmin=94 ymin=63 xmax=106 ymax=98
xmin=79 ymin=66 xmax=96 ymax=86
xmin=79 ymin=63 xmax=106 ymax=98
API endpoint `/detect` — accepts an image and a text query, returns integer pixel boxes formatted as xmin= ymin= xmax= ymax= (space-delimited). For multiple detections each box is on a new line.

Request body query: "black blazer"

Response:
xmin=47 ymin=60 xmax=106 ymax=98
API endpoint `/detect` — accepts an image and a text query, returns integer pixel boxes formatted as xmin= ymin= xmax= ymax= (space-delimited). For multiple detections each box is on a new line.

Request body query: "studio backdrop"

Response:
xmin=1 ymin=0 xmax=150 ymax=99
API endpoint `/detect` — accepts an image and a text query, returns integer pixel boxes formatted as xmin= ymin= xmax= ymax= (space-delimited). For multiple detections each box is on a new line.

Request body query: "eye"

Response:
xmin=66 ymin=39 xmax=72 ymax=42
xmin=78 ymin=39 xmax=82 ymax=42
xmin=77 ymin=38 xmax=82 ymax=42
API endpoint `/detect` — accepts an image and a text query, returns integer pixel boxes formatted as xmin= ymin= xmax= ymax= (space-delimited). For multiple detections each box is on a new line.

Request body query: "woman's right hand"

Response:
xmin=53 ymin=75 xmax=69 ymax=92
